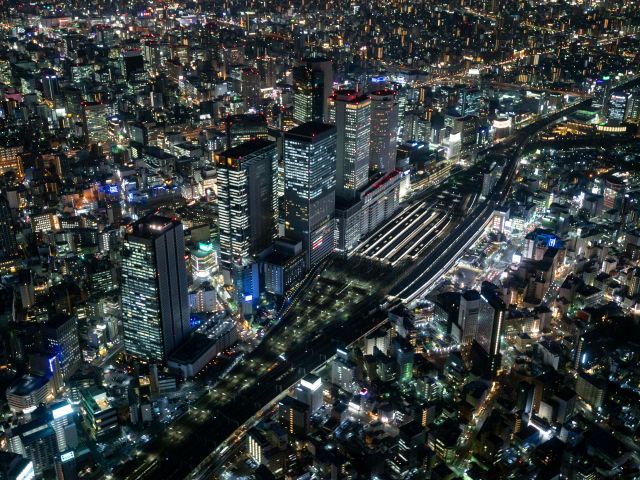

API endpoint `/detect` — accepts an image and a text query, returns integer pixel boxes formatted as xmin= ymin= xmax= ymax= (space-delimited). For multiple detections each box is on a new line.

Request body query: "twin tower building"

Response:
xmin=216 ymin=60 xmax=402 ymax=314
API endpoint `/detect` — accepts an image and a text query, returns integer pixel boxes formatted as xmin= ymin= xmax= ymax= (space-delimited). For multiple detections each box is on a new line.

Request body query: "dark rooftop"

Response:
xmin=129 ymin=214 xmax=180 ymax=239
xmin=219 ymin=139 xmax=274 ymax=159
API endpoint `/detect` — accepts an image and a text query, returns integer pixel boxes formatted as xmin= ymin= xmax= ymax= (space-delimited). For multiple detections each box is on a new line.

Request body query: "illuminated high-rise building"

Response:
xmin=42 ymin=314 xmax=80 ymax=381
xmin=295 ymin=373 xmax=323 ymax=412
xmin=121 ymin=215 xmax=190 ymax=362
xmin=256 ymin=56 xmax=277 ymax=89
xmin=334 ymin=90 xmax=371 ymax=200
xmin=49 ymin=400 xmax=76 ymax=454
xmin=215 ymin=139 xmax=278 ymax=283
xmin=284 ymin=122 xmax=336 ymax=267
xmin=472 ymin=282 xmax=506 ymax=377
xmin=241 ymin=67 xmax=261 ymax=111
xmin=40 ymin=68 xmax=59 ymax=101
xmin=80 ymin=102 xmax=108 ymax=145
xmin=369 ymin=89 xmax=399 ymax=173
xmin=608 ymin=93 xmax=629 ymax=125
xmin=120 ymin=49 xmax=145 ymax=82
xmin=0 ymin=194 xmax=17 ymax=258
xmin=292 ymin=58 xmax=332 ymax=124
xmin=625 ymin=91 xmax=640 ymax=123
xmin=142 ymin=40 xmax=162 ymax=73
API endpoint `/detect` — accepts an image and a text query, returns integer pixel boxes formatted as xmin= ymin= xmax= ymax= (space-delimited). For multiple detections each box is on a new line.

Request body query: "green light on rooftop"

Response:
xmin=198 ymin=242 xmax=214 ymax=252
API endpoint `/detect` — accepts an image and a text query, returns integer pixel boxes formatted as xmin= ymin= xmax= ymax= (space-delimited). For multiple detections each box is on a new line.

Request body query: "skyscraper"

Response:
xmin=241 ymin=67 xmax=261 ymax=111
xmin=334 ymin=90 xmax=371 ymax=200
xmin=40 ymin=69 xmax=59 ymax=101
xmin=295 ymin=374 xmax=323 ymax=412
xmin=121 ymin=214 xmax=190 ymax=362
xmin=215 ymin=139 xmax=278 ymax=283
xmin=0 ymin=194 xmax=17 ymax=258
xmin=120 ymin=49 xmax=145 ymax=82
xmin=42 ymin=314 xmax=81 ymax=381
xmin=284 ymin=122 xmax=336 ymax=267
xmin=473 ymin=282 xmax=506 ymax=376
xmin=369 ymin=89 xmax=399 ymax=173
xmin=142 ymin=40 xmax=162 ymax=74
xmin=292 ymin=58 xmax=332 ymax=124
xmin=256 ymin=56 xmax=276 ymax=89
xmin=80 ymin=102 xmax=108 ymax=145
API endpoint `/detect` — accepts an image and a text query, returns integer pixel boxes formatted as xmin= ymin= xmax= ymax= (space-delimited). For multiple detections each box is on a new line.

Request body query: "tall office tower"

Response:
xmin=595 ymin=76 xmax=612 ymax=116
xmin=142 ymin=40 xmax=162 ymax=74
xmin=40 ymin=69 xmax=59 ymax=101
xmin=225 ymin=114 xmax=269 ymax=148
xmin=242 ymin=67 xmax=261 ymax=111
xmin=334 ymin=90 xmax=371 ymax=200
xmin=80 ymin=102 xmax=108 ymax=145
xmin=458 ymin=290 xmax=480 ymax=344
xmin=257 ymin=56 xmax=276 ymax=89
xmin=49 ymin=401 xmax=77 ymax=454
xmin=18 ymin=270 xmax=34 ymax=308
xmin=295 ymin=374 xmax=323 ymax=412
xmin=120 ymin=49 xmax=145 ymax=82
xmin=331 ymin=348 xmax=355 ymax=391
xmin=473 ymin=282 xmax=506 ymax=377
xmin=42 ymin=314 xmax=81 ymax=381
xmin=284 ymin=122 xmax=336 ymax=267
xmin=607 ymin=92 xmax=628 ymax=125
xmin=7 ymin=419 xmax=57 ymax=476
xmin=625 ymin=90 xmax=640 ymax=123
xmin=434 ymin=290 xmax=478 ymax=345
xmin=0 ymin=195 xmax=17 ymax=258
xmin=292 ymin=58 xmax=333 ymax=124
xmin=215 ymin=139 xmax=278 ymax=283
xmin=121 ymin=215 xmax=190 ymax=362
xmin=369 ymin=90 xmax=399 ymax=173
xmin=394 ymin=337 xmax=414 ymax=383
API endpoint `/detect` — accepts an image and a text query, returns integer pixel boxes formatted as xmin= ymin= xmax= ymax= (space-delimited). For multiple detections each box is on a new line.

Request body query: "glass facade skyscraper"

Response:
xmin=215 ymin=139 xmax=278 ymax=283
xmin=42 ymin=314 xmax=81 ymax=381
xmin=284 ymin=122 xmax=336 ymax=267
xmin=292 ymin=58 xmax=332 ymax=125
xmin=474 ymin=282 xmax=506 ymax=376
xmin=369 ymin=89 xmax=399 ymax=173
xmin=121 ymin=215 xmax=190 ymax=362
xmin=334 ymin=90 xmax=371 ymax=200
xmin=0 ymin=194 xmax=17 ymax=258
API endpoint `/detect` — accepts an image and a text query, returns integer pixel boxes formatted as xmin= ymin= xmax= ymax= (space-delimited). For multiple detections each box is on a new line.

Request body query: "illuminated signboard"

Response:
xmin=60 ymin=451 xmax=75 ymax=463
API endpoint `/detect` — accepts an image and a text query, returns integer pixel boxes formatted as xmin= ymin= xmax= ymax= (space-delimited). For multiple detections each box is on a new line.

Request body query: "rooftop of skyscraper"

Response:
xmin=129 ymin=214 xmax=180 ymax=238
xmin=285 ymin=121 xmax=335 ymax=140
xmin=334 ymin=89 xmax=369 ymax=103
xmin=218 ymin=139 xmax=274 ymax=160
